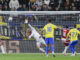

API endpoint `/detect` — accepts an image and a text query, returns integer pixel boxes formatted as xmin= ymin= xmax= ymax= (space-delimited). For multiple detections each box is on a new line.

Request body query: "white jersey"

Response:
xmin=28 ymin=24 xmax=46 ymax=45
xmin=28 ymin=24 xmax=41 ymax=41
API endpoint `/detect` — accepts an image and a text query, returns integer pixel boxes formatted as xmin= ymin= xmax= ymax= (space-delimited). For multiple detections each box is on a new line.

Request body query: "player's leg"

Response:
xmin=49 ymin=38 xmax=55 ymax=57
xmin=36 ymin=42 xmax=45 ymax=53
xmin=40 ymin=38 xmax=47 ymax=47
xmin=40 ymin=38 xmax=47 ymax=54
xmin=69 ymin=45 xmax=75 ymax=56
xmin=63 ymin=40 xmax=70 ymax=55
xmin=69 ymin=40 xmax=78 ymax=56
xmin=0 ymin=40 xmax=5 ymax=54
xmin=72 ymin=40 xmax=78 ymax=55
xmin=45 ymin=38 xmax=49 ymax=56
xmin=63 ymin=46 xmax=68 ymax=55
xmin=61 ymin=38 xmax=67 ymax=54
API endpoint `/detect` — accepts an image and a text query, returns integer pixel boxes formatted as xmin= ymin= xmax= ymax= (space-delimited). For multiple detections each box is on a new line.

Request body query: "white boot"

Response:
xmin=71 ymin=54 xmax=75 ymax=56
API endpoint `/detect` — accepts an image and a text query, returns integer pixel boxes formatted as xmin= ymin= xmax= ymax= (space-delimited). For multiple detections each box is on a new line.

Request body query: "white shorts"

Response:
xmin=61 ymin=38 xmax=66 ymax=42
xmin=36 ymin=37 xmax=46 ymax=45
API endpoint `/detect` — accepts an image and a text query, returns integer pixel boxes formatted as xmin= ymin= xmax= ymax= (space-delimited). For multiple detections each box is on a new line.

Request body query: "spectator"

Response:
xmin=5 ymin=0 xmax=9 ymax=7
xmin=23 ymin=4 xmax=28 ymax=11
xmin=72 ymin=6 xmax=77 ymax=11
xmin=55 ymin=7 xmax=60 ymax=11
xmin=64 ymin=0 xmax=71 ymax=10
xmin=35 ymin=4 xmax=39 ymax=11
xmin=17 ymin=4 xmax=24 ymax=11
xmin=44 ymin=0 xmax=50 ymax=5
xmin=64 ymin=6 xmax=70 ymax=11
xmin=30 ymin=5 xmax=36 ymax=11
xmin=48 ymin=6 xmax=53 ymax=11
xmin=0 ymin=0 xmax=5 ymax=10
xmin=29 ymin=0 xmax=36 ymax=10
xmin=0 ymin=0 xmax=80 ymax=11
xmin=36 ymin=0 xmax=43 ymax=7
xmin=38 ymin=6 xmax=42 ymax=11
xmin=65 ymin=0 xmax=70 ymax=6
xmin=3 ymin=5 xmax=10 ymax=11
xmin=49 ymin=0 xmax=55 ymax=10
xmin=77 ymin=0 xmax=80 ymax=10
xmin=42 ymin=4 xmax=48 ymax=11
xmin=72 ymin=0 xmax=79 ymax=10
xmin=71 ymin=3 xmax=75 ymax=7
xmin=0 ymin=4 xmax=2 ymax=11
xmin=9 ymin=0 xmax=19 ymax=11
xmin=19 ymin=0 xmax=29 ymax=7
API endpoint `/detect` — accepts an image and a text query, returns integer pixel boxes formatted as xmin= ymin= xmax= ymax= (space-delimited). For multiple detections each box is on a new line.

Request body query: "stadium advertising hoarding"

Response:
xmin=0 ymin=22 xmax=61 ymax=40
xmin=1 ymin=40 xmax=80 ymax=53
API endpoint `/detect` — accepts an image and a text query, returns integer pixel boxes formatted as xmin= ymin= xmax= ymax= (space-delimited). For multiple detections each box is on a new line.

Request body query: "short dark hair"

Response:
xmin=65 ymin=25 xmax=68 ymax=28
xmin=74 ymin=25 xmax=76 ymax=28
xmin=48 ymin=19 xmax=52 ymax=23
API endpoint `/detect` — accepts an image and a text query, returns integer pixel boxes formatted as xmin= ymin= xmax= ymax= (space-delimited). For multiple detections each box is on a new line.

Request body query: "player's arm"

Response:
xmin=53 ymin=24 xmax=61 ymax=30
xmin=78 ymin=30 xmax=80 ymax=35
xmin=28 ymin=32 xmax=33 ymax=39
xmin=66 ymin=31 xmax=70 ymax=40
xmin=42 ymin=25 xmax=46 ymax=35
xmin=41 ymin=29 xmax=46 ymax=35
xmin=53 ymin=25 xmax=57 ymax=29
xmin=24 ymin=19 xmax=35 ymax=30
xmin=28 ymin=24 xmax=35 ymax=30
xmin=36 ymin=28 xmax=43 ymax=38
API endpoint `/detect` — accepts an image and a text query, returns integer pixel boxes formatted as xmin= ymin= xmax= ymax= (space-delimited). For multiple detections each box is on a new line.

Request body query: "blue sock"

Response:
xmin=69 ymin=45 xmax=74 ymax=54
xmin=52 ymin=46 xmax=54 ymax=53
xmin=73 ymin=46 xmax=75 ymax=54
xmin=69 ymin=41 xmax=78 ymax=54
xmin=69 ymin=45 xmax=73 ymax=53
xmin=46 ymin=46 xmax=49 ymax=55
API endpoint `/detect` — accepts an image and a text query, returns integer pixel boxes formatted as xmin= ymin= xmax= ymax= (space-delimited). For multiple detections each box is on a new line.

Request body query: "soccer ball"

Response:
xmin=25 ymin=19 xmax=28 ymax=23
xmin=8 ymin=16 xmax=13 ymax=21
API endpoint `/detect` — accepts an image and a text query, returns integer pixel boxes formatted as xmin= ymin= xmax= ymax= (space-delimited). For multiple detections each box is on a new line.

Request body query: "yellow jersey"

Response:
xmin=43 ymin=23 xmax=57 ymax=38
xmin=67 ymin=28 xmax=80 ymax=41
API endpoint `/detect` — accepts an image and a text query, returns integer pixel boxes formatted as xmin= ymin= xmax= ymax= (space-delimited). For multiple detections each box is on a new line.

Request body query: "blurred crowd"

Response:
xmin=0 ymin=0 xmax=80 ymax=11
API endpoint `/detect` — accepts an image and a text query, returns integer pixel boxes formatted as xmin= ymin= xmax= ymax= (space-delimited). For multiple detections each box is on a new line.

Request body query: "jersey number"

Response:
xmin=72 ymin=32 xmax=77 ymax=37
xmin=47 ymin=27 xmax=51 ymax=32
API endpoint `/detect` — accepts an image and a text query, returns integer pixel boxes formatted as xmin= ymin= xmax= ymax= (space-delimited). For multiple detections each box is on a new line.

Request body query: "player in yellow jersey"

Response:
xmin=67 ymin=25 xmax=80 ymax=56
xmin=43 ymin=19 xmax=58 ymax=57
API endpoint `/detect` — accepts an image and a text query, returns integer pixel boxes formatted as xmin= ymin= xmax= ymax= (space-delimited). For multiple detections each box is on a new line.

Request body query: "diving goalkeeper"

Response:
xmin=25 ymin=20 xmax=47 ymax=54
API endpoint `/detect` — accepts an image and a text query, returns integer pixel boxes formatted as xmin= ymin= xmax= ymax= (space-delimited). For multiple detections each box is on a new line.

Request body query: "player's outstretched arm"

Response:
xmin=28 ymin=24 xmax=35 ymax=30
xmin=24 ymin=19 xmax=35 ymax=30
xmin=56 ymin=26 xmax=63 ymax=30
xmin=66 ymin=32 xmax=70 ymax=40
xmin=78 ymin=30 xmax=80 ymax=35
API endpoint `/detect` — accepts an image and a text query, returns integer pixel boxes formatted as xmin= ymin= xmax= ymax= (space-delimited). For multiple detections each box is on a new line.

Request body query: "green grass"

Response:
xmin=0 ymin=53 xmax=80 ymax=60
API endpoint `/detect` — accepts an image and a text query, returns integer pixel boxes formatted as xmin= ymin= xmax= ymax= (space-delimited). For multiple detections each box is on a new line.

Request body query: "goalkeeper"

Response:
xmin=25 ymin=20 xmax=47 ymax=54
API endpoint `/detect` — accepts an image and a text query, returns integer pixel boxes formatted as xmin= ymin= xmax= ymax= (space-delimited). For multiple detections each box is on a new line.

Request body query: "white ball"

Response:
xmin=25 ymin=19 xmax=28 ymax=23
xmin=8 ymin=17 xmax=13 ymax=21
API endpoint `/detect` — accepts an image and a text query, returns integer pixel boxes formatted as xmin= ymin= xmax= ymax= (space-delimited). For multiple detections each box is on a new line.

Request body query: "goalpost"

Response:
xmin=0 ymin=11 xmax=80 ymax=53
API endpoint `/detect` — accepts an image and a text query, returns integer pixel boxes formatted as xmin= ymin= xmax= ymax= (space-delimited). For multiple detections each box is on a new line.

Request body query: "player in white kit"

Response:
xmin=25 ymin=20 xmax=47 ymax=54
xmin=0 ymin=39 xmax=5 ymax=54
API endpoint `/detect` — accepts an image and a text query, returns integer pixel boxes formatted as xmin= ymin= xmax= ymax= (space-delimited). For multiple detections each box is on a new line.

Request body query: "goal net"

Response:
xmin=0 ymin=11 xmax=80 ymax=53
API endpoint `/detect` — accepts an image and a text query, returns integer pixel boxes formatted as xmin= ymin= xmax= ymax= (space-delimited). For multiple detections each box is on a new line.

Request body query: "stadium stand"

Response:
xmin=0 ymin=0 xmax=80 ymax=11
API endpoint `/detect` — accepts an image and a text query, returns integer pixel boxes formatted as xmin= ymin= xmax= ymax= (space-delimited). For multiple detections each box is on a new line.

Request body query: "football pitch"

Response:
xmin=0 ymin=53 xmax=80 ymax=60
